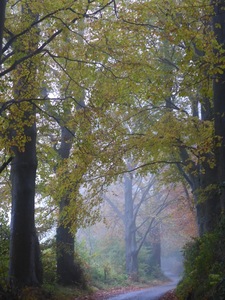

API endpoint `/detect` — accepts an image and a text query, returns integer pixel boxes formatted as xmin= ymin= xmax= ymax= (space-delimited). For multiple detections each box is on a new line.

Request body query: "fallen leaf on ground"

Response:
xmin=158 ymin=289 xmax=179 ymax=300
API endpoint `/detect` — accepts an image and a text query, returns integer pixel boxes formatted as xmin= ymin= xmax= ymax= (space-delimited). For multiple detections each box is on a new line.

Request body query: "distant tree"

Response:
xmin=104 ymin=170 xmax=172 ymax=280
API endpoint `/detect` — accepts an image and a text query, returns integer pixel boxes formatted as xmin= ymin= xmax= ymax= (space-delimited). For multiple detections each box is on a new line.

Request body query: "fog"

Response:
xmin=77 ymin=176 xmax=197 ymax=283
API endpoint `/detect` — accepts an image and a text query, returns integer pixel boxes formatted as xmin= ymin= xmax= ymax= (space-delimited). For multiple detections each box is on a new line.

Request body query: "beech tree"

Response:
xmin=0 ymin=0 xmax=118 ymax=289
xmin=8 ymin=2 xmax=42 ymax=287
xmin=149 ymin=0 xmax=225 ymax=234
xmin=55 ymin=89 xmax=87 ymax=285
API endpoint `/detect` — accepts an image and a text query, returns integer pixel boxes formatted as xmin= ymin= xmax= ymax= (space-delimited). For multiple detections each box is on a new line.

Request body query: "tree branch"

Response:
xmin=103 ymin=193 xmax=124 ymax=222
xmin=0 ymin=156 xmax=13 ymax=173
xmin=0 ymin=29 xmax=63 ymax=77
xmin=0 ymin=0 xmax=7 ymax=64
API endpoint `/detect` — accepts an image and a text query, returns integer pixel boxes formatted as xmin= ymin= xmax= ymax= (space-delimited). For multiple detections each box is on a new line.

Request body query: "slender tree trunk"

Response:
xmin=148 ymin=225 xmax=161 ymax=271
xmin=124 ymin=173 xmax=138 ymax=281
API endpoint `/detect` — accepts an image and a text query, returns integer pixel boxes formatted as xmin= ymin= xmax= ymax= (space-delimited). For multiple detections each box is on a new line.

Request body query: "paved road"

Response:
xmin=106 ymin=274 xmax=180 ymax=300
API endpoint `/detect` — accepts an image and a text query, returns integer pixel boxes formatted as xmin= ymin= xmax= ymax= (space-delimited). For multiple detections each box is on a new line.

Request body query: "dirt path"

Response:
xmin=106 ymin=274 xmax=180 ymax=300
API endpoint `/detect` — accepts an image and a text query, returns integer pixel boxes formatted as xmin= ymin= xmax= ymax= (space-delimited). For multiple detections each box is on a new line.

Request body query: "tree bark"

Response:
xmin=212 ymin=0 xmax=225 ymax=214
xmin=56 ymin=126 xmax=85 ymax=286
xmin=9 ymin=114 xmax=42 ymax=288
xmin=56 ymin=219 xmax=84 ymax=286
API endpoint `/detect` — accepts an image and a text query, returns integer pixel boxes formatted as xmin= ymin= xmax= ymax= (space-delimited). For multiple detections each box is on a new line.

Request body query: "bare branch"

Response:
xmin=134 ymin=176 xmax=156 ymax=219
xmin=103 ymin=193 xmax=124 ymax=222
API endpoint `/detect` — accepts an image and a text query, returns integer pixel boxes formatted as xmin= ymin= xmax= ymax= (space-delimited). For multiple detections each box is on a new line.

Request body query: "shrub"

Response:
xmin=74 ymin=237 xmax=131 ymax=288
xmin=177 ymin=218 xmax=225 ymax=300
xmin=41 ymin=239 xmax=57 ymax=285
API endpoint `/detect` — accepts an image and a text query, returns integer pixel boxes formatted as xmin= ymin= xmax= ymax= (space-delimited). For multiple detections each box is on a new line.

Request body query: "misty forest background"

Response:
xmin=1 ymin=1 xmax=225 ymax=299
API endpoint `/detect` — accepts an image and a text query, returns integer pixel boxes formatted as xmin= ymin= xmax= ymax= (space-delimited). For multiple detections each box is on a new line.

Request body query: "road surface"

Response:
xmin=106 ymin=274 xmax=180 ymax=300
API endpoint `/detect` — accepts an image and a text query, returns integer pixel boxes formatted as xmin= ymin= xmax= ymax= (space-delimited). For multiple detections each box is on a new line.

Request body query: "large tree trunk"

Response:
xmin=192 ymin=1 xmax=225 ymax=235
xmin=178 ymin=95 xmax=219 ymax=235
xmin=198 ymin=96 xmax=219 ymax=233
xmin=56 ymin=126 xmax=85 ymax=286
xmin=9 ymin=2 xmax=42 ymax=288
xmin=10 ymin=120 xmax=42 ymax=288
xmin=124 ymin=173 xmax=138 ymax=281
xmin=212 ymin=0 xmax=225 ymax=214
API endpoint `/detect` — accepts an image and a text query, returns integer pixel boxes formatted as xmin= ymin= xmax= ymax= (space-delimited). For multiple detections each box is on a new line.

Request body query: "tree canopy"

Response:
xmin=0 ymin=0 xmax=225 ymax=298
